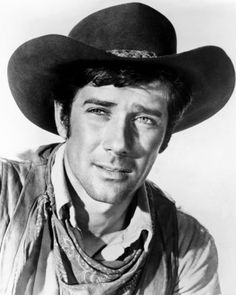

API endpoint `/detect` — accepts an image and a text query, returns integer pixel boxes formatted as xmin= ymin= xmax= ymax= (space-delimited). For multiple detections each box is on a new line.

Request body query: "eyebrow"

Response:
xmin=133 ymin=104 xmax=163 ymax=118
xmin=83 ymin=98 xmax=117 ymax=107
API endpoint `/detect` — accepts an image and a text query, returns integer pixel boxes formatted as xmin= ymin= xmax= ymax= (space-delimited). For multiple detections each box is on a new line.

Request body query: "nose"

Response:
xmin=102 ymin=118 xmax=133 ymax=156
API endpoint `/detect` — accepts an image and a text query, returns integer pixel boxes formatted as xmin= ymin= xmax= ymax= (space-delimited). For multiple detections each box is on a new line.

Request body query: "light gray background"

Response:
xmin=0 ymin=0 xmax=235 ymax=293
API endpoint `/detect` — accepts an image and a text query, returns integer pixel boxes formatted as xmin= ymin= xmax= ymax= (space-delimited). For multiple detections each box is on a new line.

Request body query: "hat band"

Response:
xmin=106 ymin=49 xmax=158 ymax=59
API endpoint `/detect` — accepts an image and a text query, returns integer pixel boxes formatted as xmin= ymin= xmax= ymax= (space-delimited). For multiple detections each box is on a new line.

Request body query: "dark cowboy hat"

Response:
xmin=8 ymin=2 xmax=235 ymax=133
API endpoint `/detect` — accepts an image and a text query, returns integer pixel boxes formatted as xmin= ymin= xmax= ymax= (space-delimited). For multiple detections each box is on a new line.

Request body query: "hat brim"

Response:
xmin=8 ymin=34 xmax=235 ymax=134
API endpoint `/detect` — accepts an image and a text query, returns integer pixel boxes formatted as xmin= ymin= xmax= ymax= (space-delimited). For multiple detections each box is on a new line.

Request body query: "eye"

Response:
xmin=87 ymin=107 xmax=109 ymax=116
xmin=135 ymin=116 xmax=159 ymax=127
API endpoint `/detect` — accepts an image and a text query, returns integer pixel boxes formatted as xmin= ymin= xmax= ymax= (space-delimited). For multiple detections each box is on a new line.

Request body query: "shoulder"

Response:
xmin=145 ymin=182 xmax=221 ymax=293
xmin=177 ymin=209 xmax=214 ymax=253
xmin=0 ymin=156 xmax=33 ymax=193
xmin=0 ymin=143 xmax=59 ymax=166
xmin=0 ymin=143 xmax=59 ymax=174
xmin=0 ymin=144 xmax=48 ymax=184
xmin=176 ymin=209 xmax=218 ymax=274
xmin=0 ymin=143 xmax=59 ymax=200
xmin=0 ymin=143 xmax=60 ymax=220
xmin=146 ymin=180 xmax=215 ymax=252
xmin=176 ymin=209 xmax=221 ymax=294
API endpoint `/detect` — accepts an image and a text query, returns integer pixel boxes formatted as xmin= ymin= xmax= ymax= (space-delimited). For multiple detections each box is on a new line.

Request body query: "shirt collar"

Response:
xmin=51 ymin=143 xmax=153 ymax=251
xmin=51 ymin=143 xmax=71 ymax=218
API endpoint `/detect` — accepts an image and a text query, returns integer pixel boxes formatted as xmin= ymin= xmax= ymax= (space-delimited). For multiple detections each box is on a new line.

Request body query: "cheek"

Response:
xmin=139 ymin=128 xmax=166 ymax=155
xmin=135 ymin=134 xmax=161 ymax=173
xmin=135 ymin=126 xmax=166 ymax=173
xmin=137 ymin=111 xmax=168 ymax=155
xmin=68 ymin=116 xmax=101 ymax=156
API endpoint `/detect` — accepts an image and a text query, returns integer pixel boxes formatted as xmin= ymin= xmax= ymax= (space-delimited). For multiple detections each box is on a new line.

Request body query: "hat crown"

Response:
xmin=69 ymin=2 xmax=177 ymax=56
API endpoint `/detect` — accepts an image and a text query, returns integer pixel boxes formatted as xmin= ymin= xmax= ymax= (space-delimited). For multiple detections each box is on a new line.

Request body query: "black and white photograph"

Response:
xmin=0 ymin=0 xmax=235 ymax=294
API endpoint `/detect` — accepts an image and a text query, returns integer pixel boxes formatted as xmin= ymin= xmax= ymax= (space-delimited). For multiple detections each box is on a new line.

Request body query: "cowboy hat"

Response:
xmin=7 ymin=2 xmax=235 ymax=134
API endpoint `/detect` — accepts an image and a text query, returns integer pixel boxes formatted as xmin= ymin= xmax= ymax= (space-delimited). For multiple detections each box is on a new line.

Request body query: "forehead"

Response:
xmin=73 ymin=80 xmax=171 ymax=107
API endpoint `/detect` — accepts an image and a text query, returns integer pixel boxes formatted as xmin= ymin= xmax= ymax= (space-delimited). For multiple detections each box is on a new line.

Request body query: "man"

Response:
xmin=0 ymin=2 xmax=235 ymax=295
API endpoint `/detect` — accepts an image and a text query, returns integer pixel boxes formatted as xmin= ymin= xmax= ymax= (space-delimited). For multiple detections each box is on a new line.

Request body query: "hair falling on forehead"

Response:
xmin=52 ymin=64 xmax=192 ymax=152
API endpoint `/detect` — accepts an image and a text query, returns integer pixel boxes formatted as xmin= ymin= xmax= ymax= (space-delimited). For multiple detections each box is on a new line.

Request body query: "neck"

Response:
xmin=64 ymin=154 xmax=133 ymax=238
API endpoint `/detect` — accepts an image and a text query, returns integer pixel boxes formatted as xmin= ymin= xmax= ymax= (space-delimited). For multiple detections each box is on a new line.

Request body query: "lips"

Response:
xmin=93 ymin=163 xmax=132 ymax=180
xmin=97 ymin=164 xmax=132 ymax=173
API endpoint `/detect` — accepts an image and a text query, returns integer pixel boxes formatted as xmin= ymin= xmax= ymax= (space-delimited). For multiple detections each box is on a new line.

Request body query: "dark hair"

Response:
xmin=52 ymin=63 xmax=192 ymax=152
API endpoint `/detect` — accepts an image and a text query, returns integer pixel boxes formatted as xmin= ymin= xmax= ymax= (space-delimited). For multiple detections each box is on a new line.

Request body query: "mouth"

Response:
xmin=93 ymin=163 xmax=132 ymax=180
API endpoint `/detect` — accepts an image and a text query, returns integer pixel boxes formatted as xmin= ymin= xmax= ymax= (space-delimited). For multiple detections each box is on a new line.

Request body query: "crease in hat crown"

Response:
xmin=69 ymin=2 xmax=177 ymax=56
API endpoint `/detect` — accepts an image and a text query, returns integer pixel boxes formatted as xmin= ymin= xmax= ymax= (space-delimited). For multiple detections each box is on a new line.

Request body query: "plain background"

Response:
xmin=0 ymin=0 xmax=235 ymax=293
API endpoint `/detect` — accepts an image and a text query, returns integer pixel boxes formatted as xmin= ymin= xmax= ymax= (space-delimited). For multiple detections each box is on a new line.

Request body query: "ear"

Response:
xmin=54 ymin=101 xmax=67 ymax=139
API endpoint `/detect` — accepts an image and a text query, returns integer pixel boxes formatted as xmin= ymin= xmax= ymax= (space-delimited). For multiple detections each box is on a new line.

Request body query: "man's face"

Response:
xmin=63 ymin=81 xmax=169 ymax=204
